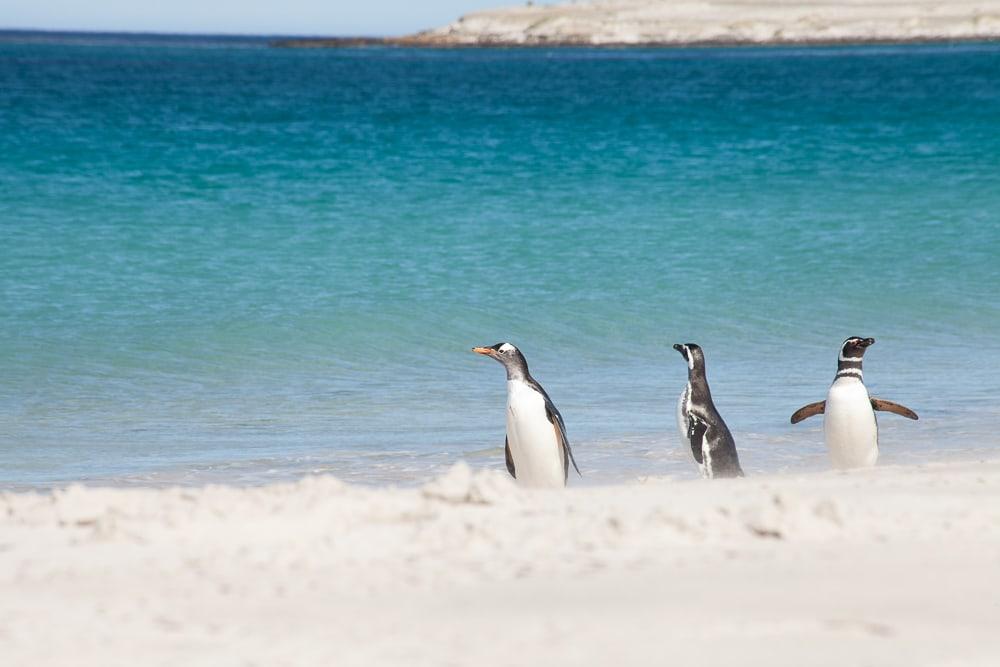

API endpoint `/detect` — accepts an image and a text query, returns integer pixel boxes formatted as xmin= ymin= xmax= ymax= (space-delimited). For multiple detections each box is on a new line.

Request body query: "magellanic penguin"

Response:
xmin=673 ymin=343 xmax=744 ymax=479
xmin=473 ymin=343 xmax=580 ymax=488
xmin=791 ymin=337 xmax=918 ymax=469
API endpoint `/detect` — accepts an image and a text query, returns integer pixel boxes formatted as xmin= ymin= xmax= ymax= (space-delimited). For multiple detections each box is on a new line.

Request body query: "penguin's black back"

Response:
xmin=684 ymin=349 xmax=744 ymax=479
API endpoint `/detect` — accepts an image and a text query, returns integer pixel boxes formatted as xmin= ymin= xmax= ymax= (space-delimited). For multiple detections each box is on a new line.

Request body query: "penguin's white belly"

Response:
xmin=676 ymin=385 xmax=690 ymax=452
xmin=824 ymin=379 xmax=878 ymax=469
xmin=506 ymin=380 xmax=565 ymax=488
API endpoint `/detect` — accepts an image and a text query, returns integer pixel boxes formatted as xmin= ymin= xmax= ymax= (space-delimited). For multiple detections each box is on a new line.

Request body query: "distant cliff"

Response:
xmin=275 ymin=0 xmax=1000 ymax=48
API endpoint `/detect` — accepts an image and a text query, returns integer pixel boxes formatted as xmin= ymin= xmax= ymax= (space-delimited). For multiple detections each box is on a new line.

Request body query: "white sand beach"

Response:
xmin=2 ymin=458 xmax=999 ymax=665
xmin=411 ymin=0 xmax=1000 ymax=45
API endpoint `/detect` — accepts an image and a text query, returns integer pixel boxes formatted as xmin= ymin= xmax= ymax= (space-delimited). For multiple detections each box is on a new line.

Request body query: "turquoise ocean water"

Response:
xmin=2 ymin=33 xmax=998 ymax=488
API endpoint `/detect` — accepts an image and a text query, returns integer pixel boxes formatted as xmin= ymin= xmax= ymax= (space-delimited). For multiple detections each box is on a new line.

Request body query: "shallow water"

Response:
xmin=2 ymin=34 xmax=999 ymax=488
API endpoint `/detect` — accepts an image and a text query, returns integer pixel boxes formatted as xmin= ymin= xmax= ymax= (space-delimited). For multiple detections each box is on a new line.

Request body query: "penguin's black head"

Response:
xmin=840 ymin=336 xmax=875 ymax=360
xmin=472 ymin=342 xmax=529 ymax=378
xmin=672 ymin=343 xmax=705 ymax=372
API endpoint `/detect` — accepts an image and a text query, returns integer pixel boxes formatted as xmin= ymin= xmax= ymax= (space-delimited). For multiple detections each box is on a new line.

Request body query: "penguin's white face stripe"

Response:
xmin=498 ymin=343 xmax=516 ymax=354
xmin=684 ymin=346 xmax=694 ymax=370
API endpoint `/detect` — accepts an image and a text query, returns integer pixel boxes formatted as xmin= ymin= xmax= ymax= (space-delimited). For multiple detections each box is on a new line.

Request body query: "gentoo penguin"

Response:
xmin=472 ymin=343 xmax=580 ymax=488
xmin=673 ymin=343 xmax=744 ymax=479
xmin=791 ymin=337 xmax=918 ymax=469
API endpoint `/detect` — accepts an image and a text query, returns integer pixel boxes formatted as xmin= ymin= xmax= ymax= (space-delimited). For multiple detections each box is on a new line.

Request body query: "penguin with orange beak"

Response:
xmin=472 ymin=343 xmax=580 ymax=488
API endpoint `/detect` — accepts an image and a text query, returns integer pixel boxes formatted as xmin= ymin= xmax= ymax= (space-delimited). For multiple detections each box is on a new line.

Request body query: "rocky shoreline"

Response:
xmin=273 ymin=0 xmax=1000 ymax=48
xmin=273 ymin=34 xmax=1000 ymax=48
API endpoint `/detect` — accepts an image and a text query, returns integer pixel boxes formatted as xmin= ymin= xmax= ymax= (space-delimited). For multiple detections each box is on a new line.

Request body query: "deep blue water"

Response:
xmin=2 ymin=34 xmax=999 ymax=487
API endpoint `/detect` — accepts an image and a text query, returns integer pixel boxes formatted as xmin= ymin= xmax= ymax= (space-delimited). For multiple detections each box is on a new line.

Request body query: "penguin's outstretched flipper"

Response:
xmin=791 ymin=400 xmax=826 ymax=424
xmin=871 ymin=398 xmax=918 ymax=420
xmin=504 ymin=436 xmax=516 ymax=478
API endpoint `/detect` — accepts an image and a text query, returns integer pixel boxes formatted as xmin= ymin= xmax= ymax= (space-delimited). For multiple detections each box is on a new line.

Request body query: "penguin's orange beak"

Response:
xmin=472 ymin=347 xmax=495 ymax=357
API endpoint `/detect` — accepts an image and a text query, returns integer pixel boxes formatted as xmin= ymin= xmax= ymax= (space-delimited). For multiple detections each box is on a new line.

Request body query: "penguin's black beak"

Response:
xmin=472 ymin=346 xmax=496 ymax=357
xmin=672 ymin=343 xmax=687 ymax=358
xmin=861 ymin=338 xmax=875 ymax=347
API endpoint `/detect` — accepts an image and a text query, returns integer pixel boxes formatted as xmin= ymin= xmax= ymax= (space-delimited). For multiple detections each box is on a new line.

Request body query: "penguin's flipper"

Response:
xmin=687 ymin=416 xmax=706 ymax=464
xmin=871 ymin=398 xmax=919 ymax=420
xmin=790 ymin=401 xmax=826 ymax=424
xmin=504 ymin=436 xmax=516 ymax=478
xmin=544 ymin=401 xmax=580 ymax=478
xmin=524 ymin=375 xmax=580 ymax=479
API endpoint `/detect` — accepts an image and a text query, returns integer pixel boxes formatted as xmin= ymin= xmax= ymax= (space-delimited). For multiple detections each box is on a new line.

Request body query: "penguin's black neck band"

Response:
xmin=837 ymin=358 xmax=863 ymax=371
xmin=836 ymin=357 xmax=864 ymax=380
